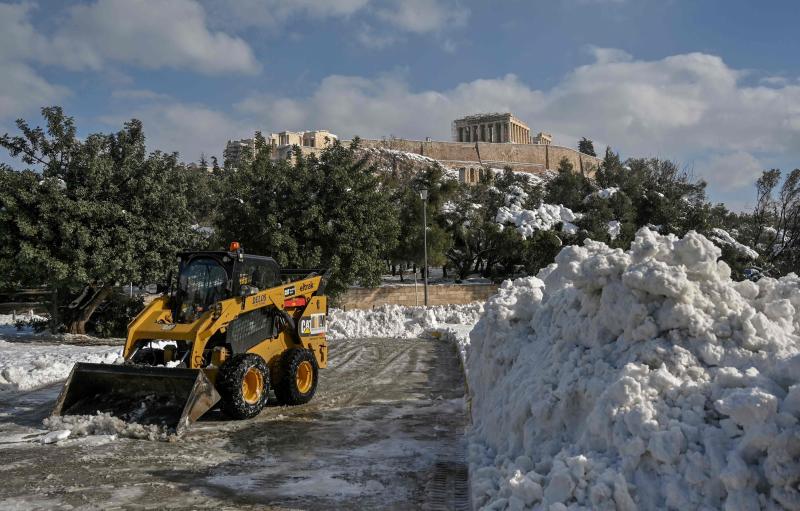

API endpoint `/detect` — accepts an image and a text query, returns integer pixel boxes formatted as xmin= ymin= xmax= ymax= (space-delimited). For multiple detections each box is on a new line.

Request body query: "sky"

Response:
xmin=1 ymin=0 xmax=799 ymax=211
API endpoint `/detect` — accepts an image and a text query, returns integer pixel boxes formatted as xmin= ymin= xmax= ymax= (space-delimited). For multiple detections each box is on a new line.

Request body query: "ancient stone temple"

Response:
xmin=452 ymin=113 xmax=530 ymax=144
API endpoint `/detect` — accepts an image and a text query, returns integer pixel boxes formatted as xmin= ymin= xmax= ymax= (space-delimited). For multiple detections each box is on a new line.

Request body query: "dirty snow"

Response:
xmin=327 ymin=303 xmax=483 ymax=342
xmin=43 ymin=413 xmax=170 ymax=441
xmin=467 ymin=227 xmax=800 ymax=510
xmin=709 ymin=227 xmax=760 ymax=260
xmin=0 ymin=340 xmax=121 ymax=392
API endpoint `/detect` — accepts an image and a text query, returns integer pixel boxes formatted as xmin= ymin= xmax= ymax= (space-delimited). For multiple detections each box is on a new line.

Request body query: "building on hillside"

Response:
xmin=225 ymin=129 xmax=339 ymax=168
xmin=187 ymin=162 xmax=214 ymax=173
xmin=223 ymin=138 xmax=256 ymax=168
xmin=533 ymin=131 xmax=552 ymax=145
xmin=302 ymin=130 xmax=337 ymax=148
xmin=452 ymin=113 xmax=531 ymax=144
xmin=459 ymin=166 xmax=488 ymax=184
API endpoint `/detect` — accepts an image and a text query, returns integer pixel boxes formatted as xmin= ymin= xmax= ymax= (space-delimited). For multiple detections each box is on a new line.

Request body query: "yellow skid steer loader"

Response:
xmin=52 ymin=242 xmax=329 ymax=433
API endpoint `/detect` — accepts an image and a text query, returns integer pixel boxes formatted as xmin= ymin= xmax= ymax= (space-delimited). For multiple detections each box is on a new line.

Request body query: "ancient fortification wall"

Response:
xmin=336 ymin=283 xmax=497 ymax=310
xmin=356 ymin=138 xmax=602 ymax=176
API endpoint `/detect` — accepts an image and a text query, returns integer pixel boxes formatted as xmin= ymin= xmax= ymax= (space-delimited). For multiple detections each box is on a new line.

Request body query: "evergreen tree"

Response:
xmin=579 ymin=137 xmax=596 ymax=156
xmin=215 ymin=139 xmax=399 ymax=297
xmin=0 ymin=107 xmax=201 ymax=334
xmin=545 ymin=157 xmax=593 ymax=210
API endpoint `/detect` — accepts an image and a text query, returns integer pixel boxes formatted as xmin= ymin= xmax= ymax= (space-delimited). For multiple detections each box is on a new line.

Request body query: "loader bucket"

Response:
xmin=52 ymin=363 xmax=221 ymax=434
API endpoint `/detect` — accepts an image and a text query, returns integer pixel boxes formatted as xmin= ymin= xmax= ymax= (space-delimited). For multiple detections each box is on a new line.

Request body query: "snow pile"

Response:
xmin=710 ymin=228 xmax=760 ymax=260
xmin=607 ymin=220 xmax=622 ymax=241
xmin=0 ymin=311 xmax=46 ymax=327
xmin=497 ymin=202 xmax=581 ymax=239
xmin=43 ymin=413 xmax=170 ymax=441
xmin=585 ymin=187 xmax=619 ymax=202
xmin=0 ymin=341 xmax=121 ymax=392
xmin=328 ymin=303 xmax=483 ymax=341
xmin=467 ymin=228 xmax=800 ymax=510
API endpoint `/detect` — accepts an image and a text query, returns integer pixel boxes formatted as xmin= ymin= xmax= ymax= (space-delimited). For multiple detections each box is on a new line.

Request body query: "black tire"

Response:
xmin=274 ymin=348 xmax=319 ymax=406
xmin=217 ymin=354 xmax=270 ymax=419
xmin=130 ymin=347 xmax=165 ymax=366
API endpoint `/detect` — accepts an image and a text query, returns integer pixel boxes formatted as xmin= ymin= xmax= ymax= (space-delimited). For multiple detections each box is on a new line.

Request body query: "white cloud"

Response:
xmin=203 ymin=0 xmax=370 ymax=29
xmin=0 ymin=61 xmax=70 ymax=121
xmin=48 ymin=0 xmax=259 ymax=74
xmin=100 ymin=102 xmax=253 ymax=162
xmin=375 ymin=0 xmax=469 ymax=34
xmin=111 ymin=89 xmax=172 ymax=101
xmin=0 ymin=3 xmax=68 ymax=120
xmin=0 ymin=0 xmax=259 ymax=81
xmin=204 ymin=0 xmax=468 ymax=49
xmin=699 ymin=151 xmax=766 ymax=193
xmin=235 ymin=72 xmax=541 ymax=140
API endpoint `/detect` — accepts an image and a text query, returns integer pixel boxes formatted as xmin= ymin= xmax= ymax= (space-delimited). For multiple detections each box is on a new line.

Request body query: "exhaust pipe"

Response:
xmin=52 ymin=363 xmax=221 ymax=434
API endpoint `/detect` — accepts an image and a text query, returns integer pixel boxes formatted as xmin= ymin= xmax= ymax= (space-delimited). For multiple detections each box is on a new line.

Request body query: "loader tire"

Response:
xmin=218 ymin=354 xmax=270 ymax=419
xmin=275 ymin=348 xmax=318 ymax=406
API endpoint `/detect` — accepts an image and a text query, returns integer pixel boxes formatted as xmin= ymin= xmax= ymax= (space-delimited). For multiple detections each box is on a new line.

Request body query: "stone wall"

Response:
xmin=336 ymin=284 xmax=498 ymax=310
xmin=356 ymin=138 xmax=602 ymax=176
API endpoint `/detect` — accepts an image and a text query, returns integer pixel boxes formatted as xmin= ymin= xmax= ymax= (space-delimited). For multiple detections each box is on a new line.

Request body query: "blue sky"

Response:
xmin=1 ymin=0 xmax=799 ymax=210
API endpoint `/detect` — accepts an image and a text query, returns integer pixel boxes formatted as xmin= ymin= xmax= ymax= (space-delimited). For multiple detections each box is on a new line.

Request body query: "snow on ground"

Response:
xmin=0 ymin=340 xmax=121 ymax=393
xmin=43 ymin=413 xmax=169 ymax=441
xmin=327 ymin=303 xmax=483 ymax=344
xmin=709 ymin=227 xmax=760 ymax=260
xmin=466 ymin=227 xmax=800 ymax=510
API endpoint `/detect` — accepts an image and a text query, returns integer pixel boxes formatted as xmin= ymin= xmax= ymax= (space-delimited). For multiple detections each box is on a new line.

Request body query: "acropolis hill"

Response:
xmin=224 ymin=113 xmax=602 ymax=182
xmin=357 ymin=113 xmax=602 ymax=182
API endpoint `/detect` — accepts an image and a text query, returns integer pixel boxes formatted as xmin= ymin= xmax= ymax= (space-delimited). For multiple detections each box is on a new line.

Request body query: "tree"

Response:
xmin=0 ymin=107 xmax=201 ymax=334
xmin=215 ymin=139 xmax=399 ymax=297
xmin=389 ymin=165 xmax=457 ymax=279
xmin=441 ymin=184 xmax=496 ymax=280
xmin=749 ymin=168 xmax=800 ymax=275
xmin=579 ymin=137 xmax=596 ymax=157
xmin=545 ymin=157 xmax=593 ymax=210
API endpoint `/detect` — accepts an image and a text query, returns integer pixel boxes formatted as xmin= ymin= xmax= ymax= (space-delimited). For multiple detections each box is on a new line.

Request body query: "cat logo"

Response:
xmin=284 ymin=286 xmax=295 ymax=297
xmin=299 ymin=313 xmax=326 ymax=336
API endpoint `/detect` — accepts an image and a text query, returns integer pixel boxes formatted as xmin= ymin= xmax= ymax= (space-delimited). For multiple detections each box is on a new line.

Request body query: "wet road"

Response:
xmin=0 ymin=337 xmax=469 ymax=510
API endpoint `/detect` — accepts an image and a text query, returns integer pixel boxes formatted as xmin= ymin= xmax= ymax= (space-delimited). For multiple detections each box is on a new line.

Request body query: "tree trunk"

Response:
xmin=442 ymin=265 xmax=448 ymax=279
xmin=68 ymin=285 xmax=113 ymax=335
xmin=49 ymin=288 xmax=59 ymax=334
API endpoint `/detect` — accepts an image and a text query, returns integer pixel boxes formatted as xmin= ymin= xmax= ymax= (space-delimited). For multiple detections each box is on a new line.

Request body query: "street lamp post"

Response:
xmin=419 ymin=188 xmax=429 ymax=307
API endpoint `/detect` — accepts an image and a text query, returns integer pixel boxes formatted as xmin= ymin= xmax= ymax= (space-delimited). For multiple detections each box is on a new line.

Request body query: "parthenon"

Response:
xmin=452 ymin=113 xmax=531 ymax=144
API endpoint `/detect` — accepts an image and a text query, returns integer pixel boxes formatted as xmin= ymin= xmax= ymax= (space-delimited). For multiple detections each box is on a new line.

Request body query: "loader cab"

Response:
xmin=173 ymin=249 xmax=281 ymax=323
